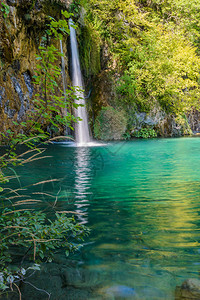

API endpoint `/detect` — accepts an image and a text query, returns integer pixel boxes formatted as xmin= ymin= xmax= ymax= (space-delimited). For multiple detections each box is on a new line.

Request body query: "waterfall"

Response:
xmin=60 ymin=40 xmax=67 ymax=103
xmin=69 ymin=19 xmax=91 ymax=146
xmin=60 ymin=39 xmax=70 ymax=136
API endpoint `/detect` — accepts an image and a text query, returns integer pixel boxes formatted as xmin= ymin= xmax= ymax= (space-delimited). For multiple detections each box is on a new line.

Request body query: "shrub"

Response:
xmin=0 ymin=209 xmax=89 ymax=291
xmin=133 ymin=127 xmax=157 ymax=139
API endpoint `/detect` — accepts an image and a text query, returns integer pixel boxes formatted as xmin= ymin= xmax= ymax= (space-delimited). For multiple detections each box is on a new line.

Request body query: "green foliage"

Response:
xmin=124 ymin=27 xmax=200 ymax=114
xmin=82 ymin=0 xmax=200 ymax=120
xmin=0 ymin=10 xmax=77 ymax=148
xmin=0 ymin=209 xmax=89 ymax=290
xmin=133 ymin=127 xmax=158 ymax=139
xmin=79 ymin=23 xmax=101 ymax=77
xmin=0 ymin=10 xmax=89 ymax=296
xmin=1 ymin=209 xmax=89 ymax=262
xmin=31 ymin=11 xmax=78 ymax=134
xmin=145 ymin=0 xmax=200 ymax=47
xmin=1 ymin=2 xmax=9 ymax=18
xmin=94 ymin=106 xmax=127 ymax=140
xmin=69 ymin=0 xmax=81 ymax=15
xmin=0 ymin=11 xmax=79 ymax=183
xmin=47 ymin=10 xmax=72 ymax=39
xmin=122 ymin=131 xmax=131 ymax=140
xmin=0 ymin=263 xmax=40 ymax=291
xmin=175 ymin=114 xmax=193 ymax=135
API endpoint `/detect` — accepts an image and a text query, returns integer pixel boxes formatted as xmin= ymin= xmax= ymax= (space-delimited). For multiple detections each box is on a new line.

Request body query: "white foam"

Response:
xmin=54 ymin=141 xmax=106 ymax=148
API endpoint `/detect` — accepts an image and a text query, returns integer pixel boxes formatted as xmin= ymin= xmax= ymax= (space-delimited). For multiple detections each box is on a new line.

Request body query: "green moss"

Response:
xmin=175 ymin=115 xmax=193 ymax=136
xmin=79 ymin=21 xmax=101 ymax=78
xmin=94 ymin=106 xmax=127 ymax=140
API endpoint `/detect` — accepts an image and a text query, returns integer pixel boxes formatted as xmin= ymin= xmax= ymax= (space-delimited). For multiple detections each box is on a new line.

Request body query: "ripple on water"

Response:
xmin=9 ymin=138 xmax=200 ymax=300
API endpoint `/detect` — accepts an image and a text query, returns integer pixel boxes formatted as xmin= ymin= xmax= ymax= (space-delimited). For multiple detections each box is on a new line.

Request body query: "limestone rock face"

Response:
xmin=130 ymin=105 xmax=192 ymax=137
xmin=0 ymin=0 xmax=71 ymax=139
xmin=175 ymin=278 xmax=200 ymax=300
xmin=92 ymin=72 xmax=198 ymax=138
xmin=187 ymin=110 xmax=200 ymax=133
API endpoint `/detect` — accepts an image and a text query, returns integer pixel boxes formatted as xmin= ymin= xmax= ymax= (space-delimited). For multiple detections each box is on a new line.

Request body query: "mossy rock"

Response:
xmin=94 ymin=106 xmax=127 ymax=141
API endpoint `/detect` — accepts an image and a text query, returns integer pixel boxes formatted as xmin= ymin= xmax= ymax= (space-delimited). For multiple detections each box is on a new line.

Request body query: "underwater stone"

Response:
xmin=103 ymin=285 xmax=138 ymax=299
xmin=175 ymin=278 xmax=200 ymax=300
xmin=61 ymin=267 xmax=100 ymax=289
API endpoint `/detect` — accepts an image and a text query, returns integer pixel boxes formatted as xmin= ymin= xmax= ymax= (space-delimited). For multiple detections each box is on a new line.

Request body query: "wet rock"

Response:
xmin=78 ymin=7 xmax=86 ymax=26
xmin=21 ymin=273 xmax=63 ymax=300
xmin=175 ymin=278 xmax=200 ymax=300
xmin=11 ymin=59 xmax=20 ymax=73
xmin=141 ymin=286 xmax=169 ymax=299
xmin=0 ymin=0 xmax=71 ymax=138
xmin=61 ymin=287 xmax=94 ymax=300
xmin=6 ymin=0 xmax=17 ymax=5
xmin=131 ymin=105 xmax=193 ymax=137
xmin=98 ymin=285 xmax=138 ymax=299
xmin=11 ymin=77 xmax=24 ymax=120
xmin=0 ymin=87 xmax=5 ymax=107
xmin=61 ymin=267 xmax=101 ymax=289
xmin=4 ymin=100 xmax=16 ymax=118
xmin=11 ymin=77 xmax=23 ymax=101
xmin=23 ymin=71 xmax=33 ymax=98
xmin=3 ymin=73 xmax=7 ymax=82
xmin=187 ymin=109 xmax=200 ymax=133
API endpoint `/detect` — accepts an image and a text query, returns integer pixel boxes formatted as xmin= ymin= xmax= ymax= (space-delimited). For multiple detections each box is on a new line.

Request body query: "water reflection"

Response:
xmin=74 ymin=147 xmax=92 ymax=224
xmin=8 ymin=139 xmax=200 ymax=299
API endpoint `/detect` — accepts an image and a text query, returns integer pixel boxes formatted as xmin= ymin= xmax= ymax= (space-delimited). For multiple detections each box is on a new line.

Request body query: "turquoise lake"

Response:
xmin=8 ymin=137 xmax=200 ymax=299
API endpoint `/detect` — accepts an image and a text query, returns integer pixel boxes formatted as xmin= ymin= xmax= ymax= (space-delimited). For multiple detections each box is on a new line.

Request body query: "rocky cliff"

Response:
xmin=0 ymin=0 xmax=72 ymax=140
xmin=1 ymin=0 xmax=200 ymax=142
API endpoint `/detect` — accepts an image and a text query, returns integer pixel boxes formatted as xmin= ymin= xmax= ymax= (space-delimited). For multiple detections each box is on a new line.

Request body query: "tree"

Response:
xmin=0 ymin=9 xmax=89 ymax=297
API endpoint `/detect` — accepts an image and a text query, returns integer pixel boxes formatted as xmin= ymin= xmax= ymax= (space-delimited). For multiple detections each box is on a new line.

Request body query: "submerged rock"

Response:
xmin=98 ymin=285 xmax=138 ymax=299
xmin=175 ymin=278 xmax=200 ymax=300
xmin=61 ymin=267 xmax=101 ymax=289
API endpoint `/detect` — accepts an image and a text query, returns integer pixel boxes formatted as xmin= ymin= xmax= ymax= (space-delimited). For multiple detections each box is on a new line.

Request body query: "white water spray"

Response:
xmin=69 ymin=19 xmax=91 ymax=146
xmin=60 ymin=39 xmax=67 ymax=103
xmin=60 ymin=39 xmax=70 ymax=136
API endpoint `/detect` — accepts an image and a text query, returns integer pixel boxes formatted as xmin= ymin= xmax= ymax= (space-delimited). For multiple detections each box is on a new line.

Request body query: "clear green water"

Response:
xmin=8 ymin=138 xmax=200 ymax=299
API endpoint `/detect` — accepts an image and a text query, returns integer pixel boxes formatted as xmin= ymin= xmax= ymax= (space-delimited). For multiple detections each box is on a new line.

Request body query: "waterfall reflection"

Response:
xmin=74 ymin=147 xmax=92 ymax=224
xmin=69 ymin=19 xmax=91 ymax=145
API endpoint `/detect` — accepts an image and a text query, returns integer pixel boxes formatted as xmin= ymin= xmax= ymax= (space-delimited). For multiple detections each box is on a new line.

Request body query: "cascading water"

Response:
xmin=60 ymin=40 xmax=67 ymax=104
xmin=69 ymin=19 xmax=91 ymax=146
xmin=60 ymin=39 xmax=70 ymax=136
